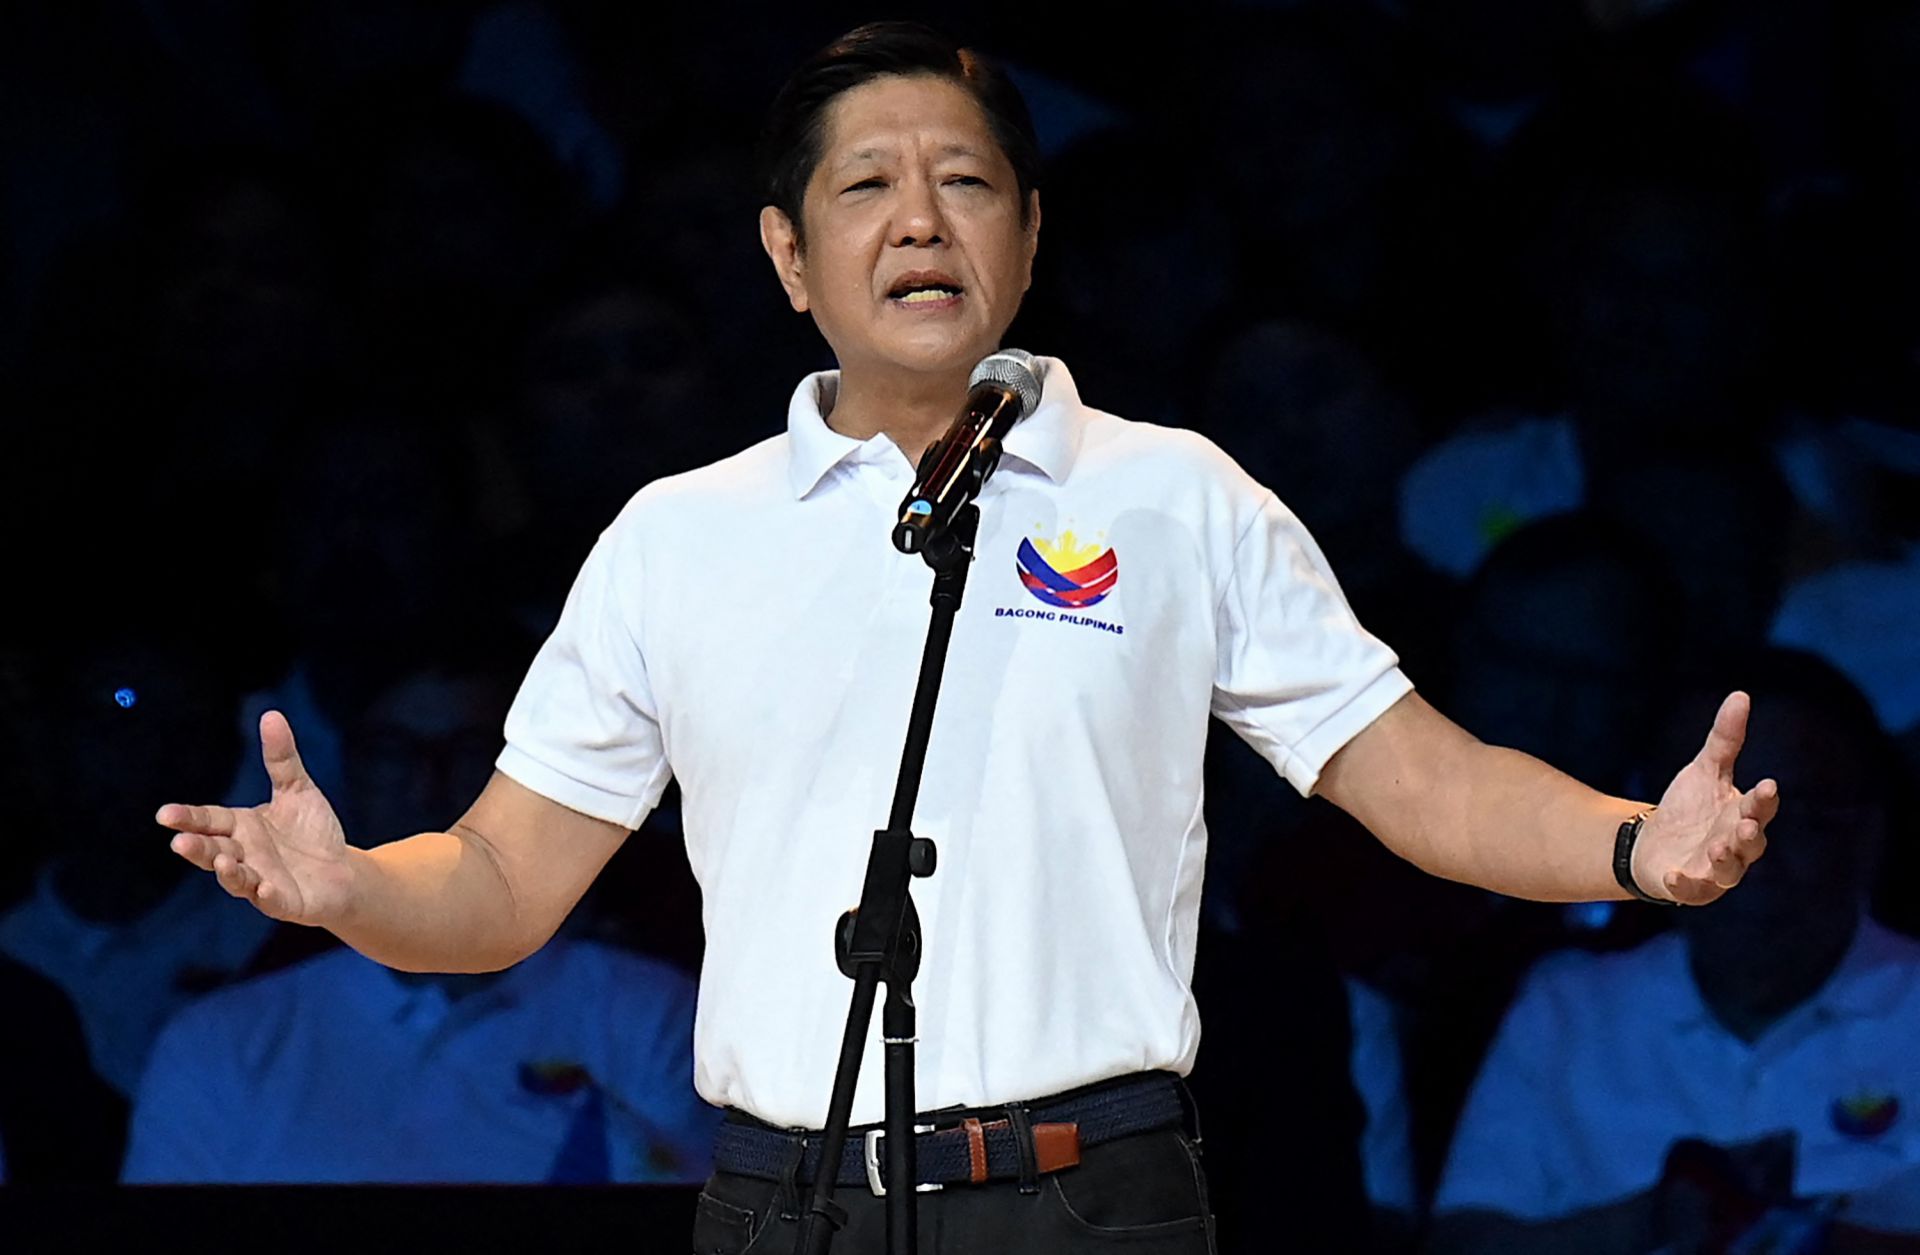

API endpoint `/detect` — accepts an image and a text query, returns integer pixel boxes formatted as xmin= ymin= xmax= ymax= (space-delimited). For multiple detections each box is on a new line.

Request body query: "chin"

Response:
xmin=896 ymin=351 xmax=980 ymax=377
xmin=880 ymin=324 xmax=999 ymax=371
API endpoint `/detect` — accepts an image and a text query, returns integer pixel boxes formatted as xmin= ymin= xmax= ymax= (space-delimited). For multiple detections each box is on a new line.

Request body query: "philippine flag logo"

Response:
xmin=1017 ymin=530 xmax=1118 ymax=609
xmin=1831 ymin=1091 xmax=1901 ymax=1140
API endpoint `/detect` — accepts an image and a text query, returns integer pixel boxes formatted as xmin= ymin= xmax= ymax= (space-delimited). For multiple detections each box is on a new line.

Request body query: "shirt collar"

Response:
xmin=785 ymin=354 xmax=1086 ymax=500
xmin=352 ymin=936 xmax=570 ymax=1024
xmin=1669 ymin=914 xmax=1905 ymax=1031
xmin=1811 ymin=916 xmax=1913 ymax=1020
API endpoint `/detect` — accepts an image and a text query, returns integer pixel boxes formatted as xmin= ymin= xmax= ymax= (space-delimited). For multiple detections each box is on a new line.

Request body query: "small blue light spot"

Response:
xmin=1564 ymin=900 xmax=1616 ymax=932
xmin=907 ymin=500 xmax=933 ymax=516
xmin=114 ymin=687 xmax=137 ymax=710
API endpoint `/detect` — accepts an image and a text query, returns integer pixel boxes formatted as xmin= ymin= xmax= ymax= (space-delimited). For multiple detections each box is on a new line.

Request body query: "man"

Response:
xmin=1430 ymin=652 xmax=1920 ymax=1253
xmin=127 ymin=641 xmax=718 ymax=1186
xmin=157 ymin=23 xmax=1778 ymax=1254
xmin=6 ymin=634 xmax=269 ymax=1099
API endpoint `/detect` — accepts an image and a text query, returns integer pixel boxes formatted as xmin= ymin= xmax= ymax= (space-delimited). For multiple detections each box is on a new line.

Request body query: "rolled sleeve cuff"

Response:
xmin=495 ymin=744 xmax=664 ymax=830
xmin=1279 ymin=667 xmax=1416 ymax=797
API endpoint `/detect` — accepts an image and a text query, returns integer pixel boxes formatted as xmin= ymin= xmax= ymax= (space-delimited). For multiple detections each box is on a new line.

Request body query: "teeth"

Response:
xmin=897 ymin=288 xmax=957 ymax=303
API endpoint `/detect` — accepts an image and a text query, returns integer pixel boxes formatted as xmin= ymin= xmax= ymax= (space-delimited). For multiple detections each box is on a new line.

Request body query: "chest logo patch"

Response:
xmin=1831 ymin=1091 xmax=1901 ymax=1140
xmin=1017 ymin=530 xmax=1118 ymax=609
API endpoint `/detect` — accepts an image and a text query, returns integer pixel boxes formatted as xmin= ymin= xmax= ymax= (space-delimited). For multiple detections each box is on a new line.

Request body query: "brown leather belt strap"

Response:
xmin=961 ymin=1118 xmax=988 ymax=1184
xmin=711 ymin=1071 xmax=1186 ymax=1194
xmin=1031 ymin=1122 xmax=1083 ymax=1174
xmin=956 ymin=1117 xmax=1082 ymax=1176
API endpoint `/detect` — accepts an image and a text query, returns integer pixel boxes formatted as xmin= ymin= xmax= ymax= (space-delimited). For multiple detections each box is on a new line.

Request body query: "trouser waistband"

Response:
xmin=711 ymin=1071 xmax=1192 ymax=1196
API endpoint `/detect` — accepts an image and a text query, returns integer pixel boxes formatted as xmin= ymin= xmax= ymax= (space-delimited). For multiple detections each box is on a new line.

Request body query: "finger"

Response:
xmin=213 ymin=850 xmax=261 ymax=900
xmin=1695 ymin=691 xmax=1751 ymax=780
xmin=155 ymin=803 xmax=237 ymax=838
xmin=1706 ymin=839 xmax=1746 ymax=889
xmin=167 ymin=831 xmax=216 ymax=871
xmin=171 ymin=828 xmax=247 ymax=870
xmin=1664 ymin=869 xmax=1722 ymax=907
xmin=1739 ymin=779 xmax=1780 ymax=827
xmin=260 ymin=710 xmax=314 ymax=795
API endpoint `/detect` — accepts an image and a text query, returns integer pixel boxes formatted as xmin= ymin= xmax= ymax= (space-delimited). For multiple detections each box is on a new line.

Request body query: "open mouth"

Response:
xmin=887 ymin=272 xmax=965 ymax=305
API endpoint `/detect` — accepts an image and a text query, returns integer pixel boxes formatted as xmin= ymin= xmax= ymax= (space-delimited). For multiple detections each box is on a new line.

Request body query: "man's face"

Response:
xmin=346 ymin=671 xmax=508 ymax=843
xmin=760 ymin=73 xmax=1039 ymax=378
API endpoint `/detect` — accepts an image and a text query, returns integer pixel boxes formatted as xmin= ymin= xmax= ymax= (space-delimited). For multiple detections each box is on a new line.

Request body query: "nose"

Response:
xmin=890 ymin=172 xmax=947 ymax=247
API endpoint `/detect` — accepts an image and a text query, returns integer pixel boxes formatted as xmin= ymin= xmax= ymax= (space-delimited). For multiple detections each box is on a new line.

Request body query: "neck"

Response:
xmin=52 ymin=848 xmax=186 ymax=924
xmin=823 ymin=361 xmax=972 ymax=464
xmin=1688 ymin=914 xmax=1859 ymax=1044
xmin=392 ymin=969 xmax=505 ymax=1003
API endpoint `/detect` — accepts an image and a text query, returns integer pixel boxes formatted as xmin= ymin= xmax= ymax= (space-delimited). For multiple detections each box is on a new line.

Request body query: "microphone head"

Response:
xmin=969 ymin=349 xmax=1047 ymax=420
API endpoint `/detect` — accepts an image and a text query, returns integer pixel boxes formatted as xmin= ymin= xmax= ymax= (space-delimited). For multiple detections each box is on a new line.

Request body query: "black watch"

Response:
xmin=1613 ymin=809 xmax=1677 ymax=906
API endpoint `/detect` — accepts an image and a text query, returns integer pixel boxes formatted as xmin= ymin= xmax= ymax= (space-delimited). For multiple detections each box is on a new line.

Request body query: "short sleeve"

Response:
xmin=597 ymin=950 xmax=721 ymax=1183
xmin=1432 ymin=964 xmax=1579 ymax=1219
xmin=498 ymin=512 xmax=672 ymax=829
xmin=1211 ymin=490 xmax=1413 ymax=796
xmin=122 ymin=1006 xmax=239 ymax=1183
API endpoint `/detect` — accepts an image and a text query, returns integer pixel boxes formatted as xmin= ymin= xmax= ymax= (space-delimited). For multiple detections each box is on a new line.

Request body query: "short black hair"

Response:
xmin=757 ymin=21 xmax=1041 ymax=251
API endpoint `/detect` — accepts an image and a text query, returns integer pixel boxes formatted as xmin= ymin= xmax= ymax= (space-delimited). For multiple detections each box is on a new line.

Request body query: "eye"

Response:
xmin=843 ymin=178 xmax=884 ymax=193
xmin=947 ymin=176 xmax=988 ymax=187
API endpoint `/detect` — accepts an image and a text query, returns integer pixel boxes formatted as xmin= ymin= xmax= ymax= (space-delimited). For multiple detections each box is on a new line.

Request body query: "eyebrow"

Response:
xmin=834 ymin=143 xmax=988 ymax=171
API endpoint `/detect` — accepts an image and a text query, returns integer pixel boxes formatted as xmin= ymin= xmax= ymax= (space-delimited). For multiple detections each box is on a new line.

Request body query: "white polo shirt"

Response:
xmin=0 ymin=860 xmax=274 ymax=1097
xmin=1435 ymin=919 xmax=1920 ymax=1221
xmin=121 ymin=939 xmax=718 ymax=1184
xmin=499 ymin=356 xmax=1411 ymax=1129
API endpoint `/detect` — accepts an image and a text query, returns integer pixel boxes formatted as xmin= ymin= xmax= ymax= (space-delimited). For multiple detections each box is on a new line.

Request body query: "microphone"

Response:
xmin=892 ymin=349 xmax=1047 ymax=555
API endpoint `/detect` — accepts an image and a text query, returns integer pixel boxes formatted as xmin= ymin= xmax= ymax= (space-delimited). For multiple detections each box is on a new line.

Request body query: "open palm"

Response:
xmin=155 ymin=710 xmax=356 ymax=927
xmin=1634 ymin=691 xmax=1781 ymax=906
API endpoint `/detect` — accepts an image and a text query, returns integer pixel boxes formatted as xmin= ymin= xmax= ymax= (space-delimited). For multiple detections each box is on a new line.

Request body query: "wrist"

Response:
xmin=1616 ymin=807 xmax=1678 ymax=905
xmin=320 ymin=843 xmax=374 ymax=932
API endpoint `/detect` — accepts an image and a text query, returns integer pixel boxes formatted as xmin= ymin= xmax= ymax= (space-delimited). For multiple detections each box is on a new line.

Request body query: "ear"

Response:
xmin=759 ymin=205 xmax=810 ymax=313
xmin=1021 ymin=189 xmax=1041 ymax=292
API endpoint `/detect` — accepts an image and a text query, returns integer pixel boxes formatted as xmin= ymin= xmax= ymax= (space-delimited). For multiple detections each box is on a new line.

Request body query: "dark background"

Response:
xmin=2 ymin=1 xmax=1917 ymax=1250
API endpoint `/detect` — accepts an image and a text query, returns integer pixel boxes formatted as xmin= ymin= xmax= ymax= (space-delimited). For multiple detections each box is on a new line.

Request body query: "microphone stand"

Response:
xmin=796 ymin=503 xmax=980 ymax=1255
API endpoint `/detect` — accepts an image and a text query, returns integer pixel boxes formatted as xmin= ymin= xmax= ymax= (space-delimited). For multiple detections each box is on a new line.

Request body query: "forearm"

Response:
xmin=330 ymin=828 xmax=531 ymax=973
xmin=1319 ymin=695 xmax=1648 ymax=904
xmin=1403 ymin=741 xmax=1649 ymax=903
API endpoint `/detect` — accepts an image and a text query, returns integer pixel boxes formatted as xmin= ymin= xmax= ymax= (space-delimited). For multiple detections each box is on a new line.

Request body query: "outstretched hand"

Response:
xmin=1633 ymin=691 xmax=1780 ymax=906
xmin=155 ymin=710 xmax=356 ymax=927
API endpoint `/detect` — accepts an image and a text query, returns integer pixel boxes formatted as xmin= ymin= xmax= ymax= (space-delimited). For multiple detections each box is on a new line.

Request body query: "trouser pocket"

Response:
xmin=691 ymin=1171 xmax=781 ymax=1255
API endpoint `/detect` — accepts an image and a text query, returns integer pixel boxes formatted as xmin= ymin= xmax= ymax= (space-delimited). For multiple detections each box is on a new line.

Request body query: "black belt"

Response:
xmin=712 ymin=1072 xmax=1189 ymax=1196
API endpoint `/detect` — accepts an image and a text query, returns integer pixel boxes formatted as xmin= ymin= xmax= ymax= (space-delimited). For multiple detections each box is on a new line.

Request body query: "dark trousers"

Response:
xmin=692 ymin=1111 xmax=1217 ymax=1254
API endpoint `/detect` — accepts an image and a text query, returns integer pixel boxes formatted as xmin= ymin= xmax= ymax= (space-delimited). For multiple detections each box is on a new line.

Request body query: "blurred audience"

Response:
xmin=123 ymin=633 xmax=718 ymax=1184
xmin=318 ymin=91 xmax=583 ymax=401
xmin=492 ymin=265 xmax=717 ymax=630
xmin=0 ymin=0 xmax=1913 ymax=1215
xmin=1769 ymin=435 xmax=1920 ymax=789
xmin=0 ymin=954 xmax=126 ymax=1182
xmin=224 ymin=413 xmax=474 ymax=817
xmin=1399 ymin=80 xmax=1783 ymax=596
xmin=1350 ymin=976 xmax=1420 ymax=1248
xmin=1445 ymin=517 xmax=1674 ymax=794
xmin=1429 ymin=651 xmax=1920 ymax=1252
xmin=121 ymin=933 xmax=716 ymax=1184
xmin=1021 ymin=123 xmax=1238 ymax=428
xmin=0 ymin=634 xmax=268 ymax=1101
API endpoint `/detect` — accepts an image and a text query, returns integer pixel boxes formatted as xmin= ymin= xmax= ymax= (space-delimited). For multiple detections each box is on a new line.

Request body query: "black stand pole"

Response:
xmin=795 ymin=504 xmax=980 ymax=1255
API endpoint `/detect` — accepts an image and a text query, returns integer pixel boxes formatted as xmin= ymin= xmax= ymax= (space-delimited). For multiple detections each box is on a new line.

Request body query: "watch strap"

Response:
xmin=1614 ymin=809 xmax=1676 ymax=906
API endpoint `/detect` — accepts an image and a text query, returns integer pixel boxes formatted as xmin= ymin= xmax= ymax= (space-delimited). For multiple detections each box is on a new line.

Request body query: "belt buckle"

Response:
xmin=863 ymin=1125 xmax=944 ymax=1197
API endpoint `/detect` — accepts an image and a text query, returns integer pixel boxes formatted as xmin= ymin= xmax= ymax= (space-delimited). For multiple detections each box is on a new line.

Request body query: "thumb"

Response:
xmin=1696 ymin=690 xmax=1751 ymax=780
xmin=260 ymin=710 xmax=314 ymax=795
